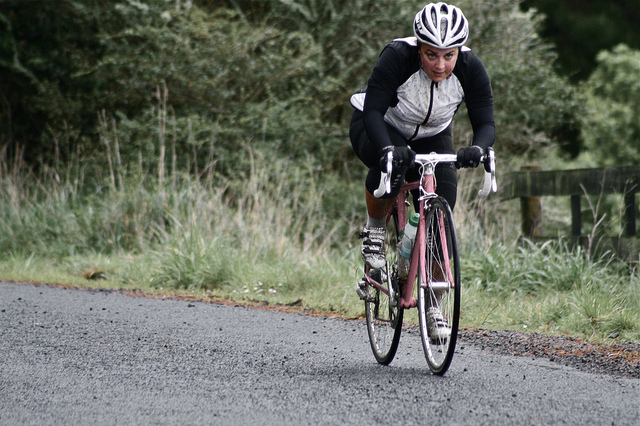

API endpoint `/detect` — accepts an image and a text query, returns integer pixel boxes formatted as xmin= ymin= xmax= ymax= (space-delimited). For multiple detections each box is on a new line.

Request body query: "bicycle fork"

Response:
xmin=399 ymin=204 xmax=453 ymax=309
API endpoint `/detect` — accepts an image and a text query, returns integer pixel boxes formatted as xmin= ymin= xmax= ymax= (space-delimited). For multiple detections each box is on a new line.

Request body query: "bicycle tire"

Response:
xmin=417 ymin=198 xmax=460 ymax=375
xmin=364 ymin=211 xmax=403 ymax=365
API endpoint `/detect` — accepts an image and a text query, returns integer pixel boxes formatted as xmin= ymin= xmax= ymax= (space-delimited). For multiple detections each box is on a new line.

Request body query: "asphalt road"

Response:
xmin=1 ymin=281 xmax=638 ymax=425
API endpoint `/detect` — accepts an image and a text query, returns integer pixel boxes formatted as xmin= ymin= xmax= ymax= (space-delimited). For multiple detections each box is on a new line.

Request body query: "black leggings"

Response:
xmin=350 ymin=109 xmax=458 ymax=210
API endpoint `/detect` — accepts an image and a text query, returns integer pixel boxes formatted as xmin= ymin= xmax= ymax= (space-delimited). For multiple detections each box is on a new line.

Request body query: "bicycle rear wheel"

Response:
xmin=417 ymin=198 xmax=460 ymax=375
xmin=364 ymin=211 xmax=403 ymax=365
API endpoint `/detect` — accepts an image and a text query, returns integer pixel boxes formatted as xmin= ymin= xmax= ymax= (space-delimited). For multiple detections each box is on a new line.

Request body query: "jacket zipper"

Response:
xmin=409 ymin=80 xmax=436 ymax=141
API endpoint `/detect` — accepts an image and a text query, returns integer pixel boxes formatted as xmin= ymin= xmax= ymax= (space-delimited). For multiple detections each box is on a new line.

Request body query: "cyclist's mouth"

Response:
xmin=430 ymin=70 xmax=448 ymax=80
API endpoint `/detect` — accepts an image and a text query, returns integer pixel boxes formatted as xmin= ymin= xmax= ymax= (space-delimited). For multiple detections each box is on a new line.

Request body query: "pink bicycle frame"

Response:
xmin=365 ymin=149 xmax=495 ymax=310
xmin=393 ymin=170 xmax=453 ymax=309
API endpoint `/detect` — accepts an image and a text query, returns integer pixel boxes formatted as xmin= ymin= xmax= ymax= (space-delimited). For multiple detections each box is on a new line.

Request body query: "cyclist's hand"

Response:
xmin=456 ymin=145 xmax=483 ymax=169
xmin=379 ymin=146 xmax=415 ymax=173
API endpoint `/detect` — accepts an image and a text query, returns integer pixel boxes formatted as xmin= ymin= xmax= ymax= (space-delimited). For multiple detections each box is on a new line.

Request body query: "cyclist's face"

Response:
xmin=418 ymin=44 xmax=459 ymax=82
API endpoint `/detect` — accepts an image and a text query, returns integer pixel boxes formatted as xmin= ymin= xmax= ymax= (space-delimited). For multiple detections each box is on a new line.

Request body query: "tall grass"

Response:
xmin=0 ymin=144 xmax=638 ymax=342
xmin=0 ymin=139 xmax=364 ymax=311
xmin=461 ymin=239 xmax=640 ymax=338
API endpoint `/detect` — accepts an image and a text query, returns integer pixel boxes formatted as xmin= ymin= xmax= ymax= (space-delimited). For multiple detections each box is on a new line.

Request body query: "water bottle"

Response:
xmin=397 ymin=213 xmax=419 ymax=279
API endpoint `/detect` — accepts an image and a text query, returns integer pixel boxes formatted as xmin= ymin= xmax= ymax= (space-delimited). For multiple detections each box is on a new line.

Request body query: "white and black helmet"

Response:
xmin=413 ymin=3 xmax=469 ymax=49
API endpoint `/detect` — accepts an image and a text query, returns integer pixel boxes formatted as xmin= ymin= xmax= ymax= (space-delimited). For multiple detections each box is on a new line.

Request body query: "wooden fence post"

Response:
xmin=503 ymin=165 xmax=640 ymax=260
xmin=571 ymin=195 xmax=581 ymax=237
xmin=520 ymin=166 xmax=542 ymax=237
xmin=625 ymin=192 xmax=636 ymax=237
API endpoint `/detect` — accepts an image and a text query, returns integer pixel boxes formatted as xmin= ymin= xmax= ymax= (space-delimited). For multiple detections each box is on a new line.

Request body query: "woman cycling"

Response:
xmin=350 ymin=2 xmax=495 ymax=271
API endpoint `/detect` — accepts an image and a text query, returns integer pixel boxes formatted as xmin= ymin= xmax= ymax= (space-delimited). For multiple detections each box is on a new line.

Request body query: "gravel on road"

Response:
xmin=10 ymin=282 xmax=640 ymax=379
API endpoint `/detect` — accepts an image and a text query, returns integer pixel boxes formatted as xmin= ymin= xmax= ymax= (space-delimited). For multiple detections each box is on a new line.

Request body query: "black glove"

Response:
xmin=379 ymin=146 xmax=415 ymax=173
xmin=456 ymin=145 xmax=484 ymax=168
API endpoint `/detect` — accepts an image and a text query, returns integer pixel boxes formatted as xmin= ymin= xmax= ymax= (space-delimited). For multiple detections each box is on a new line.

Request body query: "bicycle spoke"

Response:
xmin=417 ymin=198 xmax=460 ymax=375
xmin=364 ymin=212 xmax=403 ymax=365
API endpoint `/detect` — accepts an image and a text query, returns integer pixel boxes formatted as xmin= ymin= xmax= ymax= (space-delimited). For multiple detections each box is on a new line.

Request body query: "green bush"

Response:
xmin=580 ymin=44 xmax=640 ymax=166
xmin=2 ymin=0 xmax=587 ymax=176
xmin=454 ymin=0 xmax=583 ymax=157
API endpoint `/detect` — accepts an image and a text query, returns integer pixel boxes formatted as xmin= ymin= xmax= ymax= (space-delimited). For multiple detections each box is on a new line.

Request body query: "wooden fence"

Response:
xmin=502 ymin=166 xmax=640 ymax=259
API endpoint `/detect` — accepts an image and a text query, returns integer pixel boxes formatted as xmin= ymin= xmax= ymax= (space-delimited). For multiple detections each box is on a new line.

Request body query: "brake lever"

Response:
xmin=478 ymin=147 xmax=497 ymax=198
xmin=373 ymin=151 xmax=393 ymax=198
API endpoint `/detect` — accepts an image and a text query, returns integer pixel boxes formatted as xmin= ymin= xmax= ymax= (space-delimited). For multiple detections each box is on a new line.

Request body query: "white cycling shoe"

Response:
xmin=427 ymin=307 xmax=451 ymax=342
xmin=360 ymin=226 xmax=386 ymax=270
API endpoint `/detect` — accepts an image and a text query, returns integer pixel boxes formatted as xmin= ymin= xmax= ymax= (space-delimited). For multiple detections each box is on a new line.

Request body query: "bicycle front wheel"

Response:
xmin=364 ymin=211 xmax=403 ymax=365
xmin=417 ymin=198 xmax=460 ymax=375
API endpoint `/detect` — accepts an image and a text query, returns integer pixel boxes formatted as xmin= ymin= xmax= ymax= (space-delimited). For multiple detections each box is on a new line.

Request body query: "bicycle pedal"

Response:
xmin=355 ymin=281 xmax=376 ymax=302
xmin=355 ymin=281 xmax=369 ymax=300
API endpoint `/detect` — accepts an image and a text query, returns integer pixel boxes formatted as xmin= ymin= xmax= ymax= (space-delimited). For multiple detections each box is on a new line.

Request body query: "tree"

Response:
xmin=580 ymin=44 xmax=640 ymax=166
xmin=0 ymin=0 xmax=587 ymax=173
xmin=0 ymin=0 xmax=327 ymax=170
xmin=0 ymin=0 xmax=117 ymax=164
xmin=521 ymin=0 xmax=640 ymax=82
xmin=452 ymin=0 xmax=583 ymax=157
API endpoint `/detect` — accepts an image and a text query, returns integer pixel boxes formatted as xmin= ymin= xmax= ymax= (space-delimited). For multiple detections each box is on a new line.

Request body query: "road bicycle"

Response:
xmin=356 ymin=148 xmax=496 ymax=375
